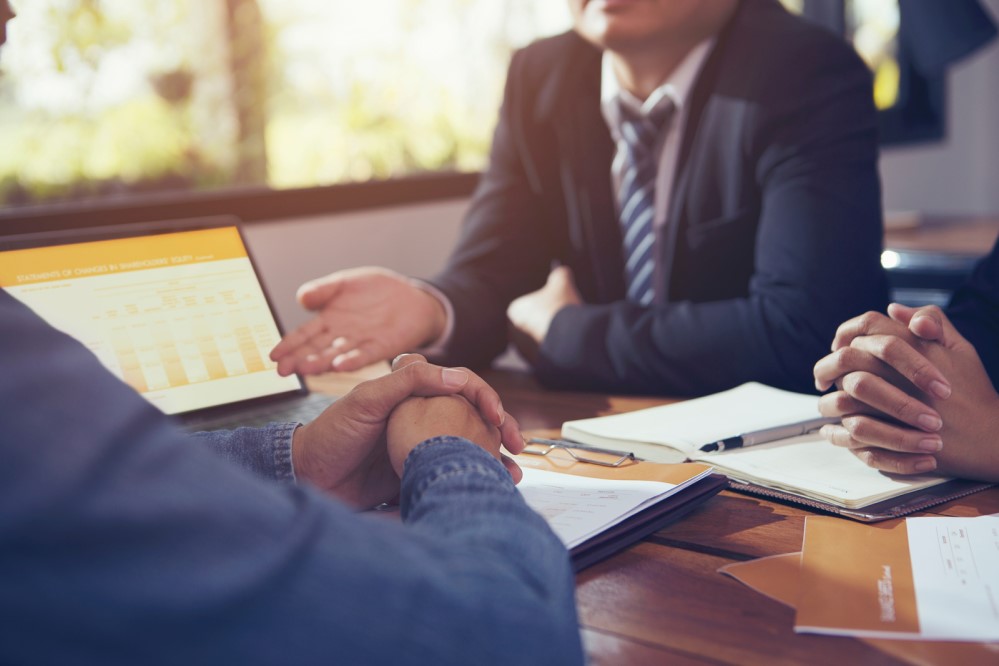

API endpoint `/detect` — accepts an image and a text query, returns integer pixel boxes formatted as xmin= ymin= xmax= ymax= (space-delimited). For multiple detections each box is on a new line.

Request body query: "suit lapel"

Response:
xmin=659 ymin=0 xmax=747 ymax=301
xmin=550 ymin=40 xmax=623 ymax=304
xmin=547 ymin=2 xmax=750 ymax=305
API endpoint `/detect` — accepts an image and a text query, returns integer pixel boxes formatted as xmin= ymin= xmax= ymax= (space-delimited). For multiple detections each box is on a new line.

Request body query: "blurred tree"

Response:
xmin=223 ymin=0 xmax=268 ymax=184
xmin=0 ymin=0 xmax=569 ymax=206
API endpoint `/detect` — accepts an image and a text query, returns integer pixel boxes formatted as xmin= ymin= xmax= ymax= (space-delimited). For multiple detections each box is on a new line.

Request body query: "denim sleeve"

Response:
xmin=399 ymin=437 xmax=583 ymax=664
xmin=0 ymin=293 xmax=583 ymax=666
xmin=190 ymin=423 xmax=298 ymax=484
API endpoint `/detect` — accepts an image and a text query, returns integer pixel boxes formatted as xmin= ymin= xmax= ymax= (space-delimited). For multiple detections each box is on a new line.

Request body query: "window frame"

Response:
xmin=0 ymin=171 xmax=480 ymax=236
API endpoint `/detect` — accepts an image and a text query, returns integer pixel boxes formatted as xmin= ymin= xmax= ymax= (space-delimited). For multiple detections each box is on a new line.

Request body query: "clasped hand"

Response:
xmin=813 ymin=303 xmax=999 ymax=481
xmin=292 ymin=353 xmax=525 ymax=509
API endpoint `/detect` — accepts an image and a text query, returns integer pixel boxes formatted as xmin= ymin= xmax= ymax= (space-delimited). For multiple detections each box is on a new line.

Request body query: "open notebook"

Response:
xmin=559 ymin=383 xmax=992 ymax=521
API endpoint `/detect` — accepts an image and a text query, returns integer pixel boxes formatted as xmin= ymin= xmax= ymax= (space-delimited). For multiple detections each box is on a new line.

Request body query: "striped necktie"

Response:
xmin=616 ymin=99 xmax=675 ymax=306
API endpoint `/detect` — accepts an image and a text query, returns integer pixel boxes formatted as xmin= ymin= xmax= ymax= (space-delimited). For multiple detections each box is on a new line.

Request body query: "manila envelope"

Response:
xmin=720 ymin=552 xmax=999 ymax=665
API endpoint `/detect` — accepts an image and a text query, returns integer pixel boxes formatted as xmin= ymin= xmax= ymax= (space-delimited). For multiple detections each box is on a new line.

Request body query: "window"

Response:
xmin=845 ymin=0 xmax=947 ymax=144
xmin=845 ymin=0 xmax=901 ymax=111
xmin=3 ymin=0 xmax=979 ymax=220
xmin=790 ymin=0 xmax=950 ymax=146
xmin=0 ymin=0 xmax=570 ymax=210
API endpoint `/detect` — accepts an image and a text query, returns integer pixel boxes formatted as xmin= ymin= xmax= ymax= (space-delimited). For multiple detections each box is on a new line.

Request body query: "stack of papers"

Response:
xmin=517 ymin=466 xmax=713 ymax=549
xmin=514 ymin=454 xmax=724 ymax=570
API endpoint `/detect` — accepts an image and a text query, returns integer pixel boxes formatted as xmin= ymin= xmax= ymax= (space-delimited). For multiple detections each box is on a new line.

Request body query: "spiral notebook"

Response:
xmin=557 ymin=383 xmax=993 ymax=521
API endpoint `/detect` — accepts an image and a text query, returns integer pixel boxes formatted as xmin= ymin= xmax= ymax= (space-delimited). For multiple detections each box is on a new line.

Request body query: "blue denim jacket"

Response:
xmin=0 ymin=292 xmax=583 ymax=665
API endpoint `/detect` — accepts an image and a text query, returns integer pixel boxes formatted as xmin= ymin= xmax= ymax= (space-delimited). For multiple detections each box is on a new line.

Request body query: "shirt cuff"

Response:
xmin=409 ymin=279 xmax=455 ymax=356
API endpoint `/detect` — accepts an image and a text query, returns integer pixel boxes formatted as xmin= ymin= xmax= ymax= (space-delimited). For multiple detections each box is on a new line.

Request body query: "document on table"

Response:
xmin=906 ymin=517 xmax=999 ymax=639
xmin=517 ymin=467 xmax=699 ymax=549
xmin=796 ymin=515 xmax=999 ymax=641
xmin=513 ymin=454 xmax=722 ymax=571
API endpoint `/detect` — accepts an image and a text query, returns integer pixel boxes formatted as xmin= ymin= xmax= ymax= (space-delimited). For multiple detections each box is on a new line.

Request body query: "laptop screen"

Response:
xmin=0 ymin=223 xmax=304 ymax=415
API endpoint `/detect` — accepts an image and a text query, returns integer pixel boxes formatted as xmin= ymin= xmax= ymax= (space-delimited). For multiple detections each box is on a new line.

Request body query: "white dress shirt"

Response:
xmin=601 ymin=38 xmax=715 ymax=231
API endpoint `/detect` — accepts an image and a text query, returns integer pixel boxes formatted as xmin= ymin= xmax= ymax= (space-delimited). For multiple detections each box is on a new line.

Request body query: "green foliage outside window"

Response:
xmin=0 ymin=0 xmax=569 ymax=208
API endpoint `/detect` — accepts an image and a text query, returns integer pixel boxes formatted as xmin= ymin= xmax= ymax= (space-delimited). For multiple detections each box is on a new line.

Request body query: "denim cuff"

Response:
xmin=400 ymin=436 xmax=513 ymax=520
xmin=270 ymin=422 xmax=298 ymax=484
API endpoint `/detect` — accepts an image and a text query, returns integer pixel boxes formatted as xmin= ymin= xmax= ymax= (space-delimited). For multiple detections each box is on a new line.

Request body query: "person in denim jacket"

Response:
xmin=0 ymin=6 xmax=580 ymax=663
xmin=0 ymin=287 xmax=583 ymax=665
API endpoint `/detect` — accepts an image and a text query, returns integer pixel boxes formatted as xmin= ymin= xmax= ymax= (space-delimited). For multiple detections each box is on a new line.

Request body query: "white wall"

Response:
xmin=879 ymin=0 xmax=999 ymax=216
xmin=242 ymin=198 xmax=468 ymax=331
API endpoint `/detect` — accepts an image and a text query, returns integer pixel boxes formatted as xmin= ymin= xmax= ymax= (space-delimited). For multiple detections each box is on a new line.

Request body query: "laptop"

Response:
xmin=0 ymin=216 xmax=336 ymax=431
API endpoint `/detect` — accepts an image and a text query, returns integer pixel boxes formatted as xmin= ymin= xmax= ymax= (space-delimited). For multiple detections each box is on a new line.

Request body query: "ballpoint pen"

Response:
xmin=697 ymin=417 xmax=838 ymax=453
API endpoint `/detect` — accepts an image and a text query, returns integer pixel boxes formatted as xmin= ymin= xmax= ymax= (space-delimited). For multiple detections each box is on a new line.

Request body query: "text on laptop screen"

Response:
xmin=0 ymin=226 xmax=302 ymax=414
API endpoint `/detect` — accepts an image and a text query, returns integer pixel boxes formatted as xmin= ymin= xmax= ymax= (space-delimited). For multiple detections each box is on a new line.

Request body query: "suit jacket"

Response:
xmin=948 ymin=237 xmax=999 ymax=388
xmin=431 ymin=0 xmax=889 ymax=395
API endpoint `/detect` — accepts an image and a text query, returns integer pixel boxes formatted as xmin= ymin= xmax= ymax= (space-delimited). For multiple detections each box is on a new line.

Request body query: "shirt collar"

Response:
xmin=601 ymin=37 xmax=715 ymax=125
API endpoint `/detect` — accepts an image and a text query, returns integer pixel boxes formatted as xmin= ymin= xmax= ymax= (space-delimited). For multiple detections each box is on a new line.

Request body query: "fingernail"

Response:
xmin=917 ymin=414 xmax=942 ymax=431
xmin=929 ymin=380 xmax=951 ymax=399
xmin=917 ymin=438 xmax=942 ymax=453
xmin=914 ymin=458 xmax=937 ymax=473
xmin=496 ymin=401 xmax=506 ymax=426
xmin=442 ymin=368 xmax=468 ymax=387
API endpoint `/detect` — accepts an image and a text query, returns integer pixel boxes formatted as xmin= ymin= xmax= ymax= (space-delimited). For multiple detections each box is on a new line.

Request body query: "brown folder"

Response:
xmin=721 ymin=550 xmax=999 ymax=663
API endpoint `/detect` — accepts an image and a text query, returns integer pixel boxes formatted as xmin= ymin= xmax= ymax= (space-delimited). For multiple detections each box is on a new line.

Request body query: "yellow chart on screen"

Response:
xmin=1 ymin=228 xmax=298 ymax=414
xmin=96 ymin=267 xmax=276 ymax=393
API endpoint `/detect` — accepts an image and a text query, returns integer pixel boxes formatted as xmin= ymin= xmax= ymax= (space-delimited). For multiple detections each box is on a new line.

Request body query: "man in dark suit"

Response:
xmin=272 ymin=0 xmax=888 ymax=396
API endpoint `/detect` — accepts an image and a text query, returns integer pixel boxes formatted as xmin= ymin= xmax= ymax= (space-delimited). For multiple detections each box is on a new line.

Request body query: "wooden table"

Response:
xmin=311 ymin=368 xmax=999 ymax=665
xmin=884 ymin=214 xmax=999 ymax=255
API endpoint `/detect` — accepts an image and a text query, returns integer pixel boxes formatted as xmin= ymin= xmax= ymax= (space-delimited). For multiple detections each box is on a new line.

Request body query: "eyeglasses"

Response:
xmin=523 ymin=438 xmax=636 ymax=468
